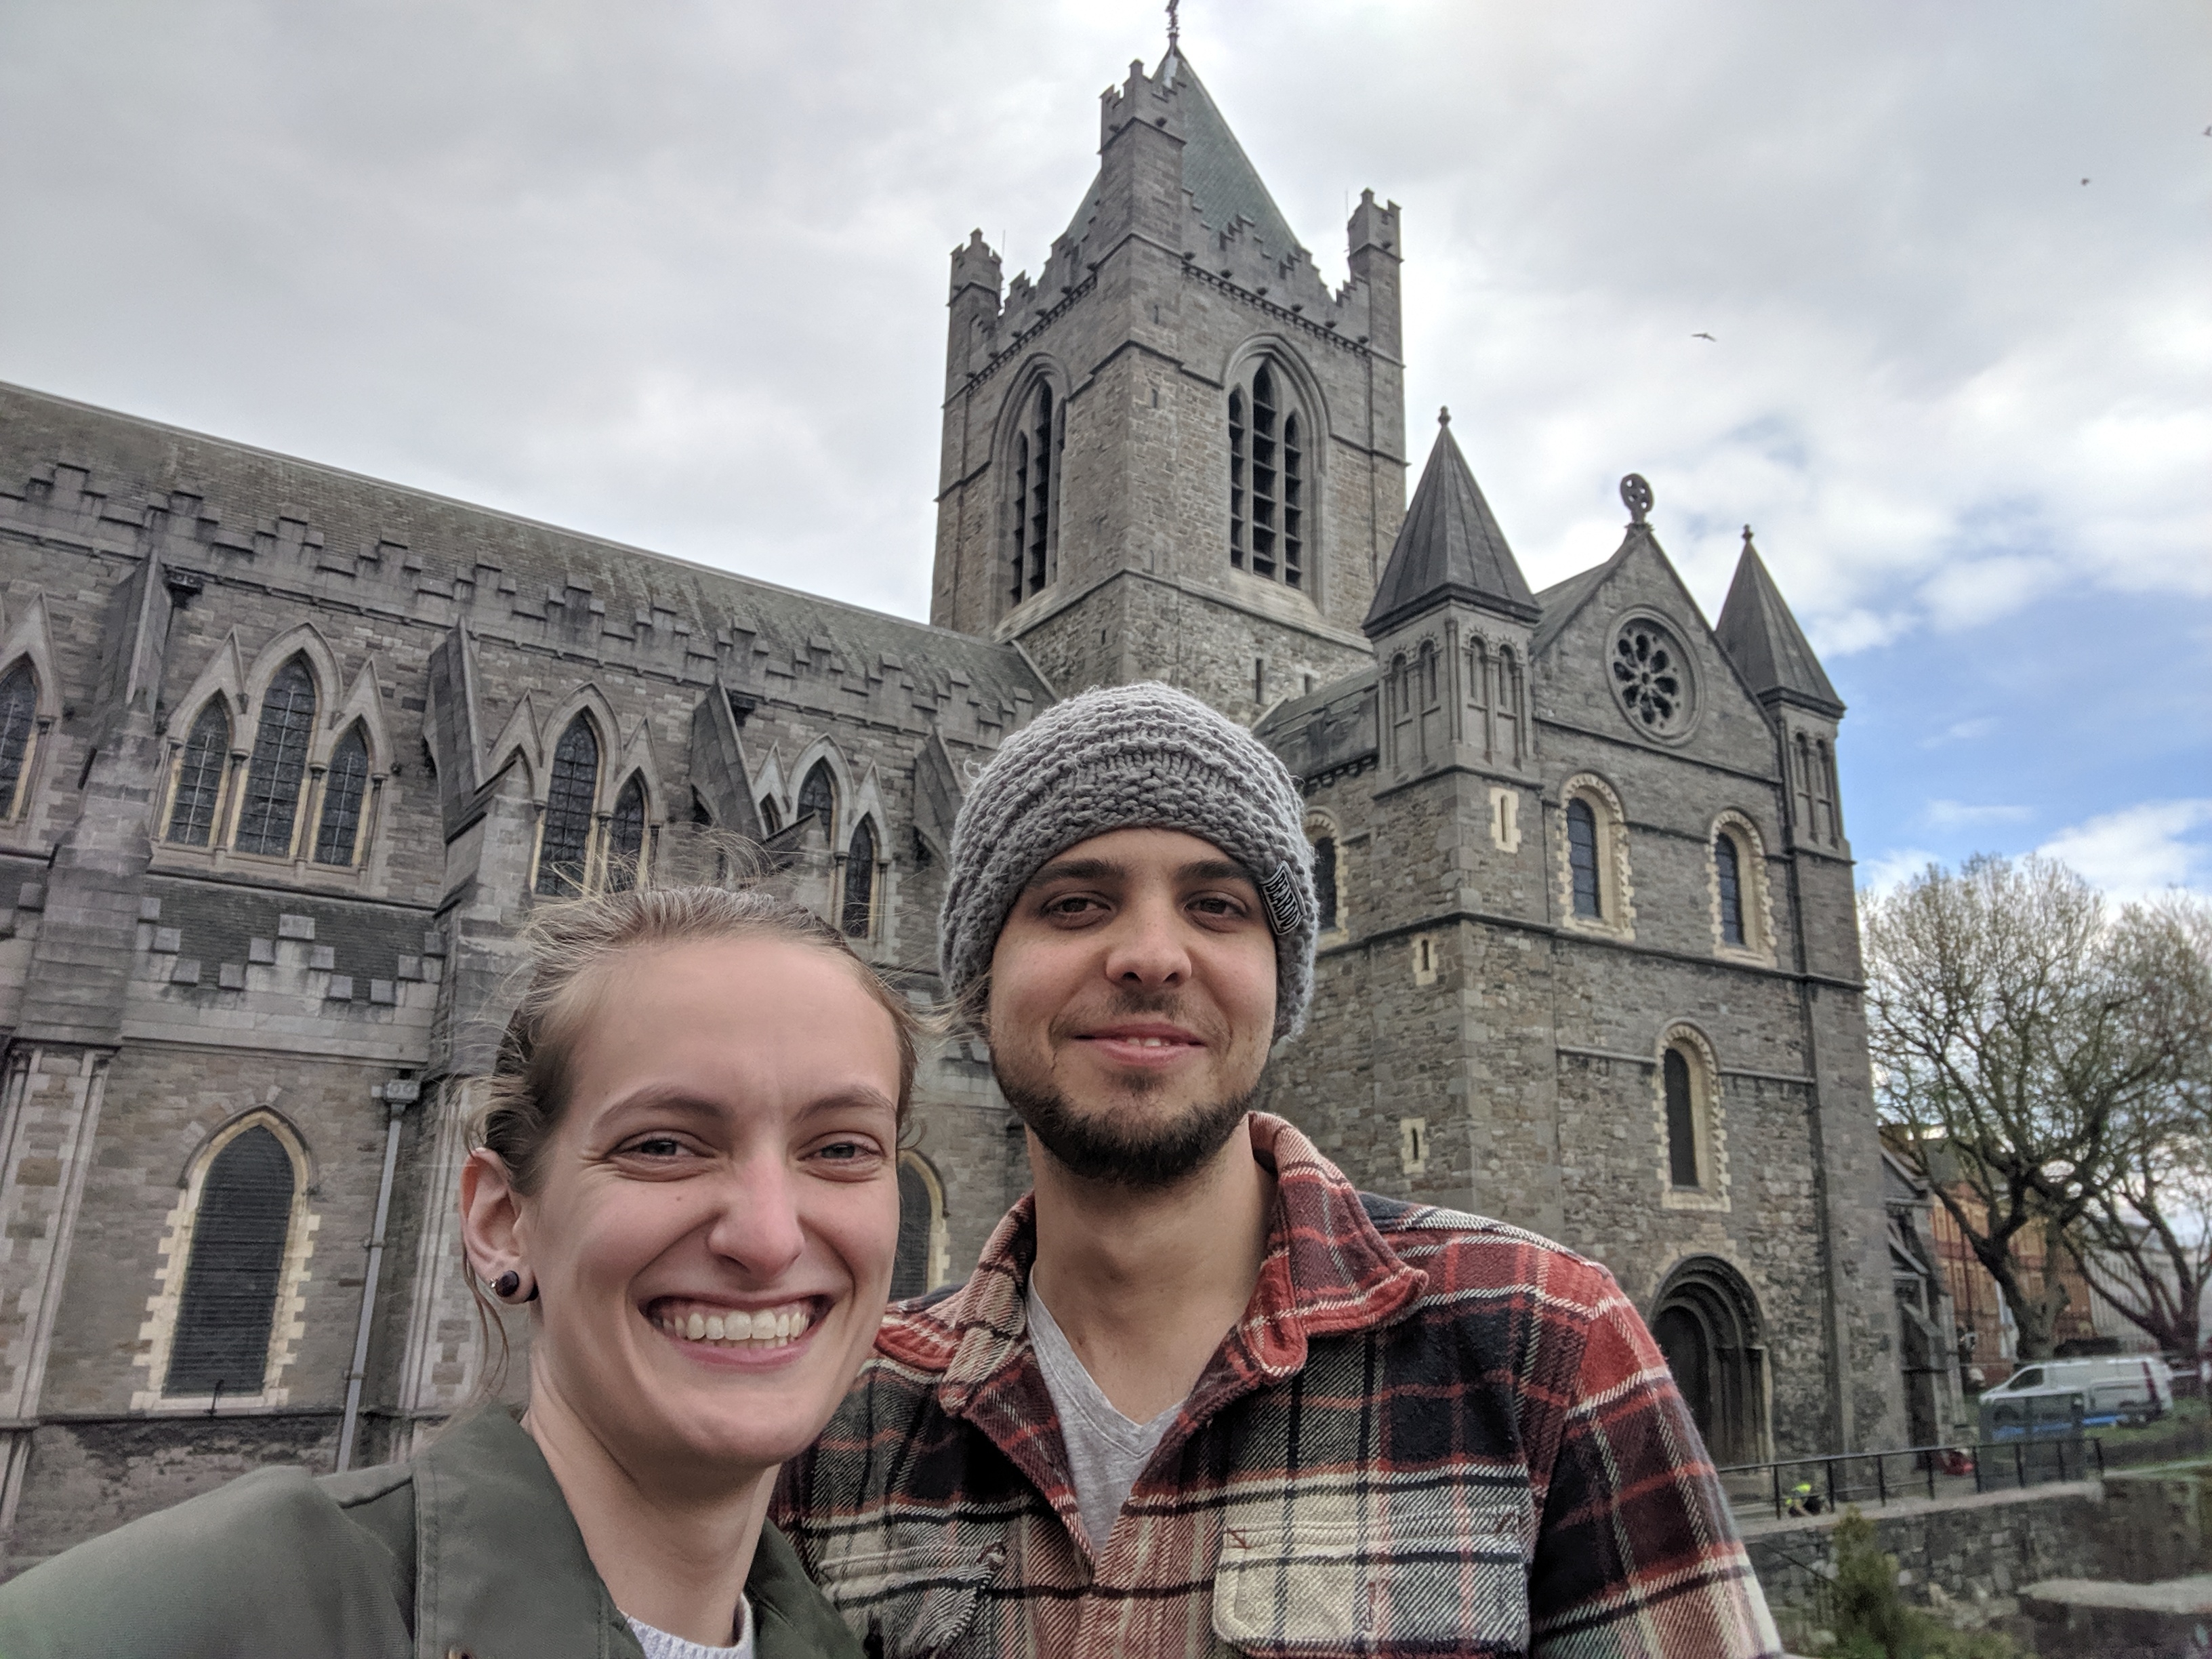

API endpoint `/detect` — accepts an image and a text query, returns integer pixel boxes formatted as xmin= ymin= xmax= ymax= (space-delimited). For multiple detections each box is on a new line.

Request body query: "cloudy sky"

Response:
xmin=3 ymin=1 xmax=2205 ymax=899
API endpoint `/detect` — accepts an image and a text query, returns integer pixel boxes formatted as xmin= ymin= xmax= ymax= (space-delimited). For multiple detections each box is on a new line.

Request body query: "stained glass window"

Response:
xmin=235 ymin=660 xmax=317 ymax=856
xmin=535 ymin=717 xmax=599 ymax=897
xmin=167 ymin=701 xmax=232 ymax=846
xmin=798 ymin=761 xmax=836 ymax=837
xmin=842 ymin=818 xmax=877 ymax=938
xmin=0 ymin=663 xmax=35 ymax=816
xmin=607 ymin=774 xmax=647 ymax=893
xmin=312 ymin=726 xmax=370 ymax=866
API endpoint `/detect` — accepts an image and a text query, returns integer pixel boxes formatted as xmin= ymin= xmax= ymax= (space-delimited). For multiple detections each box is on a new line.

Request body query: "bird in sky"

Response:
xmin=2081 ymin=177 xmax=2091 ymax=185
xmin=1692 ymin=331 xmax=1717 ymax=342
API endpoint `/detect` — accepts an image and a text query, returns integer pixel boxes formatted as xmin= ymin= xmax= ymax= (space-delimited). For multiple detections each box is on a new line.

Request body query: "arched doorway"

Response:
xmin=1650 ymin=1256 xmax=1769 ymax=1465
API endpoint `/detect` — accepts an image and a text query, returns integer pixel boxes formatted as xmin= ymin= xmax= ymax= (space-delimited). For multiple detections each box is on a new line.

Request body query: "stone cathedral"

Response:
xmin=0 ymin=43 xmax=1910 ymax=1568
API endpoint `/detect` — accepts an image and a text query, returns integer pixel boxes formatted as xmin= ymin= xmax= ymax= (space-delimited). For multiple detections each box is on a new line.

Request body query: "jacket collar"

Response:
xmin=411 ymin=1405 xmax=853 ymax=1659
xmin=890 ymin=1113 xmax=1427 ymax=1418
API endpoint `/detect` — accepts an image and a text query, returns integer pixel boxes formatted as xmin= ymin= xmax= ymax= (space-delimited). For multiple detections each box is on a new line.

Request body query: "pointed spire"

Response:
xmin=1364 ymin=412 xmax=1539 ymax=638
xmin=1715 ymin=527 xmax=1844 ymax=715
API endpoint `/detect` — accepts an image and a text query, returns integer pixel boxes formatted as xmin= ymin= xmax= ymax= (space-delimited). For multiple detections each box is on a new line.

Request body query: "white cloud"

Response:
xmin=1858 ymin=847 xmax=1942 ymax=898
xmin=2036 ymin=800 xmax=2212 ymax=901
xmin=1924 ymin=800 xmax=2033 ymax=830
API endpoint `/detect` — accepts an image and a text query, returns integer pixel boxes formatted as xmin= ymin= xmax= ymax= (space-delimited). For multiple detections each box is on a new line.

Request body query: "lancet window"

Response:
xmin=1715 ymin=832 xmax=1744 ymax=947
xmin=797 ymin=761 xmax=837 ymax=838
xmin=1567 ymin=798 xmax=1601 ymax=918
xmin=535 ymin=717 xmax=600 ymax=897
xmin=842 ymin=818 xmax=878 ymax=939
xmin=1227 ymin=361 xmax=1305 ymax=588
xmin=312 ymin=725 xmax=371 ymax=866
xmin=167 ymin=701 xmax=233 ymax=847
xmin=0 ymin=662 xmax=39 ymax=818
xmin=1664 ymin=1048 xmax=1702 ymax=1188
xmin=165 ymin=1126 xmax=295 ymax=1397
xmin=235 ymin=659 xmax=316 ymax=857
xmin=1007 ymin=384 xmax=1060 ymax=609
xmin=607 ymin=774 xmax=647 ymax=893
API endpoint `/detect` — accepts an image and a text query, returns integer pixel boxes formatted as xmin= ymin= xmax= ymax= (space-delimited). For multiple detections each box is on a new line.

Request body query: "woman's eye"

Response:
xmin=622 ymin=1135 xmax=687 ymax=1159
xmin=810 ymin=1139 xmax=884 ymax=1167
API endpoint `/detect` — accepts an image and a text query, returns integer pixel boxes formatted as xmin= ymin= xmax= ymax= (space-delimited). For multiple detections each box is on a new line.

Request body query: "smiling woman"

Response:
xmin=0 ymin=884 xmax=916 ymax=1659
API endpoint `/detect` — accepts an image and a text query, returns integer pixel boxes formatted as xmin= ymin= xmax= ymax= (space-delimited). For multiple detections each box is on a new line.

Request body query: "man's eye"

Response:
xmin=1044 ymin=894 xmax=1103 ymax=918
xmin=623 ymin=1135 xmax=687 ymax=1158
xmin=1191 ymin=895 xmax=1246 ymax=918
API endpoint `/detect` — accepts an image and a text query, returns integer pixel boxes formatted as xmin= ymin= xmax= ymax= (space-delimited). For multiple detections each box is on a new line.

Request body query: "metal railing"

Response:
xmin=1717 ymin=1436 xmax=2105 ymax=1521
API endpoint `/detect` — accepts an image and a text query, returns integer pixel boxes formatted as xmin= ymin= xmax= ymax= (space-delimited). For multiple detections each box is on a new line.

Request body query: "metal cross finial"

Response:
xmin=1742 ymin=523 xmax=1755 ymax=550
xmin=1167 ymin=0 xmax=1179 ymax=49
xmin=1620 ymin=473 xmax=1654 ymax=525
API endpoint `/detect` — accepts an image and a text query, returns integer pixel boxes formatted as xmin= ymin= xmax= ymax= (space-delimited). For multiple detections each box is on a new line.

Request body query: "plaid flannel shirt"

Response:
xmin=776 ymin=1114 xmax=1780 ymax=1658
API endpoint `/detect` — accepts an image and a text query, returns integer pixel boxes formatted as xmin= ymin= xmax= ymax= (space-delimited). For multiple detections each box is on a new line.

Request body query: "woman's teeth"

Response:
xmin=651 ymin=1305 xmax=811 ymax=1349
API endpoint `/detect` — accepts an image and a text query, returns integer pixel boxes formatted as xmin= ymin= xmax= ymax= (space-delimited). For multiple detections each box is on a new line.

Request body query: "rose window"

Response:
xmin=1611 ymin=621 xmax=1692 ymax=736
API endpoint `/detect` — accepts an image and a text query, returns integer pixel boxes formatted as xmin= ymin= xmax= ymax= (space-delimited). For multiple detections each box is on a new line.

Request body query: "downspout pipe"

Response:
xmin=336 ymin=1076 xmax=419 ymax=1473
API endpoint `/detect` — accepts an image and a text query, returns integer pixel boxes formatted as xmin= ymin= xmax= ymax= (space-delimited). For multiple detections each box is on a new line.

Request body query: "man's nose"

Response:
xmin=1101 ymin=891 xmax=1192 ymax=988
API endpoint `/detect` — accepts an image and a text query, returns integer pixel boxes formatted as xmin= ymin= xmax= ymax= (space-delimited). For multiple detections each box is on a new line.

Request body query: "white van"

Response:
xmin=1984 ymin=1356 xmax=2172 ymax=1427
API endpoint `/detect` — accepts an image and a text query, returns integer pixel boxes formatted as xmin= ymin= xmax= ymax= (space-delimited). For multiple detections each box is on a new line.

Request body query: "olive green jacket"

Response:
xmin=0 ymin=1405 xmax=863 ymax=1659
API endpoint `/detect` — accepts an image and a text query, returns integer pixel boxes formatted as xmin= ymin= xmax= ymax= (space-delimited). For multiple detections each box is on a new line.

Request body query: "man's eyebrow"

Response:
xmin=1179 ymin=858 xmax=1256 ymax=886
xmin=1023 ymin=856 xmax=1124 ymax=890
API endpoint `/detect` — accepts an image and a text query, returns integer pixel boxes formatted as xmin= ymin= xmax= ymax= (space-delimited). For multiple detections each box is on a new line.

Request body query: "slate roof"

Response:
xmin=1060 ymin=51 xmax=1305 ymax=262
xmin=1364 ymin=417 xmax=1538 ymax=636
xmin=1715 ymin=533 xmax=1843 ymax=714
xmin=1530 ymin=537 xmax=1634 ymax=659
xmin=0 ymin=381 xmax=1049 ymax=720
xmin=1254 ymin=663 xmax=1377 ymax=781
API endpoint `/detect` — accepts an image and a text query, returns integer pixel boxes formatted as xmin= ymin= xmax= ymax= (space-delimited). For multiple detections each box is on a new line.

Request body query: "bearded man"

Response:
xmin=777 ymin=681 xmax=1779 ymax=1658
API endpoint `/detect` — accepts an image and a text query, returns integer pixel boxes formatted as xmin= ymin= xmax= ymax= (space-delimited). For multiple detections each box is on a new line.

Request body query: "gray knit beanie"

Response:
xmin=939 ymin=680 xmax=1315 ymax=1039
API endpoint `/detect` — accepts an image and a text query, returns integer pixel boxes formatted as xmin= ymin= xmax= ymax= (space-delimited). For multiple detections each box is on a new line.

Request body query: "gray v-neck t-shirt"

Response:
xmin=1025 ymin=1285 xmax=1176 ymax=1555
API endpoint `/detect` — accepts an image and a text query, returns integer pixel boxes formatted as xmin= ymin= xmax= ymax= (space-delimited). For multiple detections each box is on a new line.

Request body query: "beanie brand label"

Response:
xmin=1259 ymin=862 xmax=1304 ymax=937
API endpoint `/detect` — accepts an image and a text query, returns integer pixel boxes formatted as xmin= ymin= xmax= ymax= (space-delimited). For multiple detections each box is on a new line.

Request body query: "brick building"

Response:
xmin=0 ymin=43 xmax=1902 ymax=1567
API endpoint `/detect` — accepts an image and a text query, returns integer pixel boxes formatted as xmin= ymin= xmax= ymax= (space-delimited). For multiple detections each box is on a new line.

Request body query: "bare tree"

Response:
xmin=1864 ymin=856 xmax=2173 ymax=1360
xmin=2066 ymin=896 xmax=2212 ymax=1365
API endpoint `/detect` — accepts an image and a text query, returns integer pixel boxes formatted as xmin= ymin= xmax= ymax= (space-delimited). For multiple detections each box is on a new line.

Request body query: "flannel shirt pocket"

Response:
xmin=808 ymin=1536 xmax=998 ymax=1659
xmin=1211 ymin=1494 xmax=1534 ymax=1656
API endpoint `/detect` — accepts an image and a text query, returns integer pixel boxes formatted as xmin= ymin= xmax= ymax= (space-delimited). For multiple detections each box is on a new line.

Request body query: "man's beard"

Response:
xmin=998 ymin=1067 xmax=1256 ymax=1190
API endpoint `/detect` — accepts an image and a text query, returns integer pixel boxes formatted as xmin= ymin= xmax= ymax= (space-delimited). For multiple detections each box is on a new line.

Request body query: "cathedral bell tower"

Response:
xmin=929 ymin=45 xmax=1407 ymax=722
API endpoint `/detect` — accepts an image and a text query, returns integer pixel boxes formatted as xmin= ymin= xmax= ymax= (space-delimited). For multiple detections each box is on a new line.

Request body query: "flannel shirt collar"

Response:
xmin=884 ymin=1113 xmax=1426 ymax=1421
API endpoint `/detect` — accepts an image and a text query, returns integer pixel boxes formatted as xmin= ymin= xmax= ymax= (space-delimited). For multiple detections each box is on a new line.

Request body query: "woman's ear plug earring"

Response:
xmin=493 ymin=1270 xmax=521 ymax=1300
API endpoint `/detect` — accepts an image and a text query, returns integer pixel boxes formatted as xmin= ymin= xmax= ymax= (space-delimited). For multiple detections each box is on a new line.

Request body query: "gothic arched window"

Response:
xmin=797 ymin=761 xmax=836 ymax=838
xmin=758 ymin=794 xmax=782 ymax=835
xmin=1008 ymin=384 xmax=1059 ymax=609
xmin=535 ymin=716 xmax=600 ymax=897
xmin=893 ymin=1152 xmax=947 ymax=1299
xmin=235 ymin=659 xmax=317 ymax=857
xmin=607 ymin=774 xmax=647 ymax=893
xmin=1715 ymin=831 xmax=1744 ymax=947
xmin=0 ymin=661 xmax=39 ymax=819
xmin=1313 ymin=834 xmax=1338 ymax=932
xmin=165 ymin=1126 xmax=295 ymax=1397
xmin=1228 ymin=361 xmax=1309 ymax=589
xmin=1664 ymin=1047 xmax=1702 ymax=1189
xmin=167 ymin=701 xmax=233 ymax=847
xmin=1567 ymin=798 xmax=1601 ymax=918
xmin=842 ymin=818 xmax=877 ymax=939
xmin=312 ymin=724 xmax=371 ymax=867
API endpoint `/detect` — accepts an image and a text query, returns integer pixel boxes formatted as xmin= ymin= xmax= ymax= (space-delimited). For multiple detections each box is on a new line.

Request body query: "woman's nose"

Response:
xmin=703 ymin=1157 xmax=806 ymax=1277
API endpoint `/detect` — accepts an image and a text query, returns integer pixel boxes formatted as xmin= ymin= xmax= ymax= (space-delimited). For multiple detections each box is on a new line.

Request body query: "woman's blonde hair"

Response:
xmin=474 ymin=882 xmax=924 ymax=1196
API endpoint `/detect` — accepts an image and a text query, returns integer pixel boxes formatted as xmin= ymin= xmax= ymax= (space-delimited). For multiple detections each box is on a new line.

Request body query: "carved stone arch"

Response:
xmin=165 ymin=630 xmax=251 ymax=741
xmin=1555 ymin=771 xmax=1635 ymax=939
xmin=994 ymin=354 xmax=1074 ymax=613
xmin=323 ymin=657 xmax=394 ymax=774
xmin=752 ymin=743 xmax=790 ymax=833
xmin=534 ymin=685 xmax=623 ymax=806
xmin=241 ymin=621 xmax=344 ymax=717
xmin=787 ymin=734 xmax=857 ymax=841
xmin=133 ymin=1107 xmax=322 ymax=1411
xmin=0 ymin=591 xmax=64 ymax=722
xmin=0 ymin=592 xmax=64 ymax=825
xmin=480 ymin=691 xmax=545 ymax=795
xmin=1649 ymin=1254 xmax=1769 ymax=1464
xmin=1218 ymin=331 xmax=1334 ymax=441
xmin=1654 ymin=1021 xmax=1729 ymax=1211
xmin=609 ymin=716 xmax=665 ymax=824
